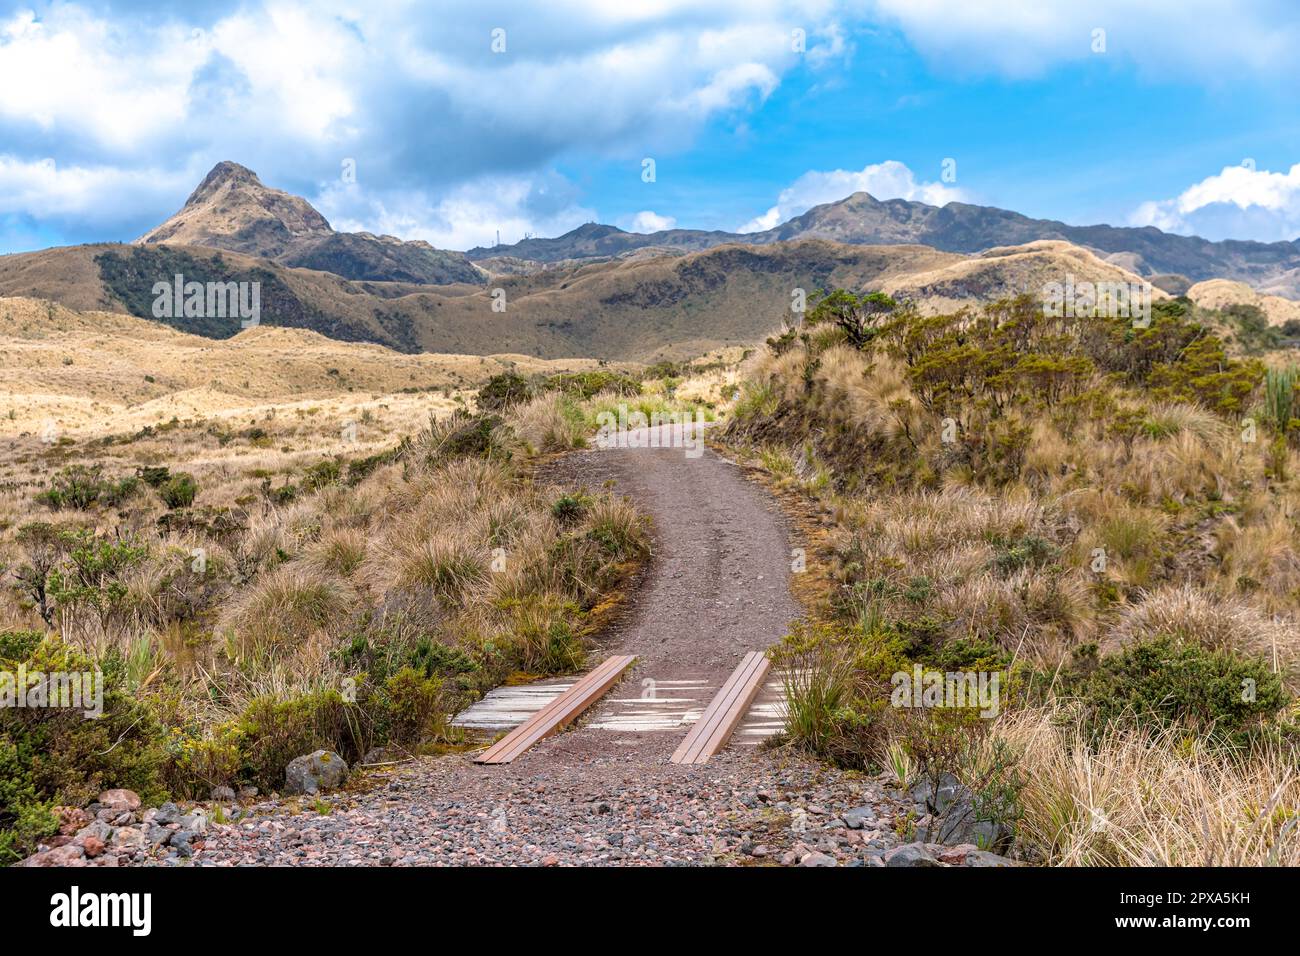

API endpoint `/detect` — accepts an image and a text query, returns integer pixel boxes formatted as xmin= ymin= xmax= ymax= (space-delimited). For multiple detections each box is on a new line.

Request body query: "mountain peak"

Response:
xmin=138 ymin=160 xmax=332 ymax=255
xmin=185 ymin=161 xmax=265 ymax=207
xmin=134 ymin=162 xmax=482 ymax=285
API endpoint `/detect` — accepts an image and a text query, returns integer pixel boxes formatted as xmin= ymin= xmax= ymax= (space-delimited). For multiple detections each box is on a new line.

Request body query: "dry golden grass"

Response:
xmin=0 ymin=296 xmax=613 ymax=439
xmin=997 ymin=709 xmax=1300 ymax=866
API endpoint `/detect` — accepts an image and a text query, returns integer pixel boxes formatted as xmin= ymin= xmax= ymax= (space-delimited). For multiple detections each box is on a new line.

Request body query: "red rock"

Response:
xmin=82 ymin=836 xmax=106 ymax=858
xmin=935 ymin=843 xmax=979 ymax=865
xmin=21 ymin=843 xmax=85 ymax=866
xmin=97 ymin=788 xmax=141 ymax=811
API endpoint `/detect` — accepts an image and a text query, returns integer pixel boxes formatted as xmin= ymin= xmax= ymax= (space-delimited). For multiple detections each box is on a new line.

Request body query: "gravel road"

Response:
xmin=141 ymin=431 xmax=917 ymax=866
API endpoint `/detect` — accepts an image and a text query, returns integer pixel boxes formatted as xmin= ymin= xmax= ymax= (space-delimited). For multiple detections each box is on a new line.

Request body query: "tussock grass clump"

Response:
xmin=222 ymin=567 xmax=353 ymax=654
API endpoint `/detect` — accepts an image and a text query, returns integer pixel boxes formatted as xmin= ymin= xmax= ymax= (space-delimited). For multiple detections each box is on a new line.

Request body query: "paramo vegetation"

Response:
xmin=0 ymin=372 xmax=716 ymax=862
xmin=726 ymin=290 xmax=1300 ymax=866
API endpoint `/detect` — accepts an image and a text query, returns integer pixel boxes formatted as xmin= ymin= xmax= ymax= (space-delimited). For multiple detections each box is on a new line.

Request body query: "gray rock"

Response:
xmin=180 ymin=810 xmax=208 ymax=834
xmin=74 ymin=820 xmax=113 ymax=844
xmin=964 ymin=849 xmax=1017 ymax=867
xmin=885 ymin=843 xmax=942 ymax=867
xmin=145 ymin=824 xmax=171 ymax=847
xmin=284 ymin=750 xmax=349 ymax=795
xmin=799 ymin=852 xmax=837 ymax=867
xmin=153 ymin=803 xmax=182 ymax=826
xmin=842 ymin=806 xmax=876 ymax=830
xmin=210 ymin=785 xmax=236 ymax=803
xmin=169 ymin=829 xmax=196 ymax=857
xmin=237 ymin=786 xmax=259 ymax=801
xmin=910 ymin=773 xmax=965 ymax=815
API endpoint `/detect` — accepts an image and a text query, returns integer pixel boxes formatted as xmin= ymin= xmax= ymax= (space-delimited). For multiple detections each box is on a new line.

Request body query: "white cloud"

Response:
xmin=0 ymin=8 xmax=194 ymax=151
xmin=314 ymin=173 xmax=597 ymax=251
xmin=0 ymin=0 xmax=858 ymax=249
xmin=867 ymin=0 xmax=1300 ymax=79
xmin=1130 ymin=163 xmax=1300 ymax=242
xmin=738 ymin=159 xmax=966 ymax=232
xmin=0 ymin=155 xmax=194 ymax=226
xmin=627 ymin=210 xmax=677 ymax=233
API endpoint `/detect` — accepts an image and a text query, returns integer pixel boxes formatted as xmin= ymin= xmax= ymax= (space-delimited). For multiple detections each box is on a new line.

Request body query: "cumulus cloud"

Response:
xmin=738 ymin=160 xmax=966 ymax=232
xmin=0 ymin=0 xmax=855 ymax=250
xmin=0 ymin=155 xmax=196 ymax=230
xmin=867 ymin=0 xmax=1300 ymax=80
xmin=626 ymin=210 xmax=678 ymax=233
xmin=1130 ymin=163 xmax=1300 ymax=242
xmin=314 ymin=171 xmax=597 ymax=251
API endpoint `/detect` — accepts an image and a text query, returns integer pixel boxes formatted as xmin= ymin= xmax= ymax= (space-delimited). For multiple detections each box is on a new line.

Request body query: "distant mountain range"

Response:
xmin=468 ymin=191 xmax=1300 ymax=297
xmin=0 ymin=161 xmax=1294 ymax=362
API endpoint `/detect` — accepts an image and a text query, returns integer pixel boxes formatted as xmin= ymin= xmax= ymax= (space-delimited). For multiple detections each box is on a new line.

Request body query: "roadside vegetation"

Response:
xmin=0 ymin=377 xmax=675 ymax=862
xmin=725 ymin=290 xmax=1300 ymax=866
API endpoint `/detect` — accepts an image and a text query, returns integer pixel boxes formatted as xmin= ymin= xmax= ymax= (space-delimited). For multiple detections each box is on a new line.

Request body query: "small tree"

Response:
xmin=805 ymin=289 xmax=897 ymax=349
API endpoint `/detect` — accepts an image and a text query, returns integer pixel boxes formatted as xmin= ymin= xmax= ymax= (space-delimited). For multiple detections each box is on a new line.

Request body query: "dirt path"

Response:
xmin=150 ymin=432 xmax=918 ymax=866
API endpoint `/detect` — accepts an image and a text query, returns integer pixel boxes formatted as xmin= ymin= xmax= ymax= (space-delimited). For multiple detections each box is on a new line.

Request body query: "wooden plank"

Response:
xmin=670 ymin=652 xmax=764 ymax=765
xmin=475 ymin=656 xmax=624 ymax=765
xmin=670 ymin=651 xmax=771 ymax=765
xmin=474 ymin=655 xmax=637 ymax=764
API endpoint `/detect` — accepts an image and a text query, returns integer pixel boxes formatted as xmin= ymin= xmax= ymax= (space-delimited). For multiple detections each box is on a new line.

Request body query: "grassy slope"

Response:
xmin=720 ymin=293 xmax=1300 ymax=865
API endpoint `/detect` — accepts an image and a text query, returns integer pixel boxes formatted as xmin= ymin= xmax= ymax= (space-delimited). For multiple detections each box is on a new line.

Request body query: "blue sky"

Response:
xmin=2 ymin=0 xmax=1299 ymax=254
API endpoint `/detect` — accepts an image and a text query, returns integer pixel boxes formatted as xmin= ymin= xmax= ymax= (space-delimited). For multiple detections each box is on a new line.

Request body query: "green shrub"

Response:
xmin=991 ymin=535 xmax=1057 ymax=576
xmin=377 ymin=668 xmax=448 ymax=748
xmin=137 ymin=465 xmax=172 ymax=488
xmin=547 ymin=370 xmax=641 ymax=399
xmin=1067 ymin=637 xmax=1288 ymax=744
xmin=157 ymin=472 xmax=198 ymax=508
xmin=36 ymin=465 xmax=139 ymax=510
xmin=0 ymin=633 xmax=168 ymax=862
xmin=550 ymin=492 xmax=590 ymax=526
xmin=477 ymin=371 xmax=531 ymax=411
xmin=234 ymin=690 xmax=357 ymax=790
xmin=302 ymin=460 xmax=341 ymax=491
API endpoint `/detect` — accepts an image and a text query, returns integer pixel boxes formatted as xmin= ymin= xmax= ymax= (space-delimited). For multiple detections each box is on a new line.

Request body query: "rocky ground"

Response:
xmin=22 ymin=751 xmax=1015 ymax=868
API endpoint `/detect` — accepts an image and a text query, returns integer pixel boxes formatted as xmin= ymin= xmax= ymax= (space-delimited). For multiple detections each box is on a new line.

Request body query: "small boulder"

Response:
xmin=285 ymin=750 xmax=349 ymax=796
xmin=22 ymin=843 xmax=86 ymax=867
xmin=964 ymin=849 xmax=1018 ymax=867
xmin=75 ymin=820 xmax=113 ymax=843
xmin=97 ymin=789 xmax=141 ymax=812
xmin=168 ymin=829 xmax=197 ymax=858
xmin=153 ymin=802 xmax=182 ymax=826
xmin=210 ymin=785 xmax=236 ymax=803
xmin=885 ymin=843 xmax=942 ymax=867
xmin=842 ymin=806 xmax=876 ymax=830
xmin=56 ymin=806 xmax=92 ymax=836
xmin=799 ymin=852 xmax=837 ymax=867
xmin=81 ymin=836 xmax=106 ymax=859
xmin=110 ymin=826 xmax=146 ymax=849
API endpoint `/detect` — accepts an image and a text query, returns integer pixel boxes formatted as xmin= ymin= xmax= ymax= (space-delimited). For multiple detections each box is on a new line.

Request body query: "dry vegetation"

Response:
xmin=0 ymin=298 xmax=661 ymax=863
xmin=724 ymin=289 xmax=1300 ymax=866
